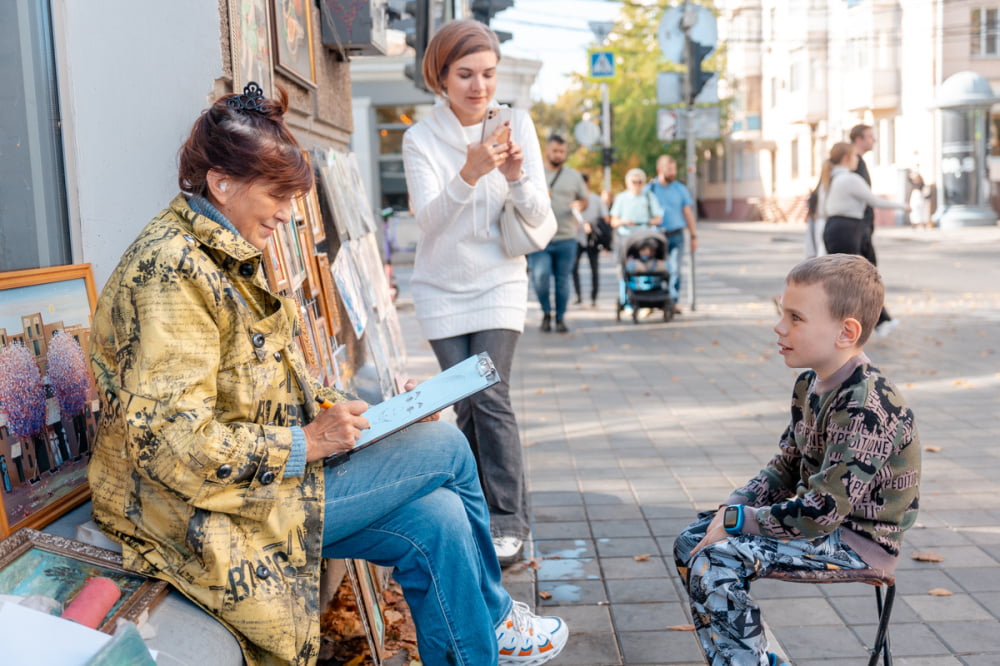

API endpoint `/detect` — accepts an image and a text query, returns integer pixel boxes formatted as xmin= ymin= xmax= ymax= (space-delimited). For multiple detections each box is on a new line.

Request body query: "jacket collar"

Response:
xmin=168 ymin=193 xmax=262 ymax=263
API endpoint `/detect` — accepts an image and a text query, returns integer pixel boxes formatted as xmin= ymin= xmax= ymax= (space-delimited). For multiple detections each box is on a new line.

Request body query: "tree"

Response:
xmin=530 ymin=0 xmax=723 ymax=191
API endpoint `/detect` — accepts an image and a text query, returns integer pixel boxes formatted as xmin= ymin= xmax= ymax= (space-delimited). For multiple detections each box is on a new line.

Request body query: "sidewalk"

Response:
xmin=393 ymin=220 xmax=1000 ymax=665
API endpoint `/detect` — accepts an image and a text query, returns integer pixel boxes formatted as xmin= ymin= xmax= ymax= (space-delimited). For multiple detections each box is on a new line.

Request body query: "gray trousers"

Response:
xmin=430 ymin=329 xmax=529 ymax=539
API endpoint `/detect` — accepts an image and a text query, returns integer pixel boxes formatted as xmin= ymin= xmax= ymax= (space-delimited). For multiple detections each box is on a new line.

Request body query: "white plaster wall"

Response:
xmin=53 ymin=0 xmax=223 ymax=289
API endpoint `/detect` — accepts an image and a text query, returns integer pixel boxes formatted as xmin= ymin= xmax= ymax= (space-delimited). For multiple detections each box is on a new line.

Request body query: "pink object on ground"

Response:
xmin=61 ymin=576 xmax=121 ymax=629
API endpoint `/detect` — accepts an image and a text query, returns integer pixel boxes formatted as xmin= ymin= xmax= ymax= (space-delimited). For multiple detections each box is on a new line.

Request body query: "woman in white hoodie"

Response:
xmin=402 ymin=20 xmax=550 ymax=570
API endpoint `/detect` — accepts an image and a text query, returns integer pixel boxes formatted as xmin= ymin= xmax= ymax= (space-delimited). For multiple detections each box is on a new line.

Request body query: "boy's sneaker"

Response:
xmin=496 ymin=601 xmax=568 ymax=665
xmin=767 ymin=652 xmax=789 ymax=666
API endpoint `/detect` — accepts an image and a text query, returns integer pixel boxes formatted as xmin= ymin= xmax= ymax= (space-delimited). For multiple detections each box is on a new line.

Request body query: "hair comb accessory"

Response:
xmin=227 ymin=82 xmax=266 ymax=113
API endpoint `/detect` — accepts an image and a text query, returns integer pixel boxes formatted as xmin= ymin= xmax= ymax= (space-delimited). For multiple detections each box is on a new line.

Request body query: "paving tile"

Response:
xmin=588 ymin=504 xmax=646 ymax=521
xmin=599 ymin=556 xmax=671 ymax=580
xmin=537 ymin=556 xmax=602 ymax=582
xmin=617 ymin=629 xmax=705 ymax=664
xmin=757 ymin=596 xmax=842 ymax=627
xmin=595 ymin=536 xmax=660 ymax=559
xmin=533 ymin=538 xmax=597 ymax=559
xmin=547 ymin=631 xmax=621 ymax=665
xmin=533 ymin=504 xmax=588 ymax=523
xmin=902 ymin=593 xmax=995 ymax=622
xmin=533 ymin=520 xmax=592 ymax=540
xmin=591 ymin=519 xmax=654 ymax=539
xmin=775 ymin=624 xmax=869 ymax=660
xmin=548 ymin=604 xmax=614 ymax=633
xmin=606 ymin=578 xmax=685 ymax=605
xmin=537 ymin=580 xmax=607 ymax=606
xmin=610 ymin=602 xmax=691 ymax=631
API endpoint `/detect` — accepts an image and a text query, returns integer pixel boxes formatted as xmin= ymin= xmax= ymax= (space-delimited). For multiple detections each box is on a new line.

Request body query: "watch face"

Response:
xmin=723 ymin=506 xmax=740 ymax=529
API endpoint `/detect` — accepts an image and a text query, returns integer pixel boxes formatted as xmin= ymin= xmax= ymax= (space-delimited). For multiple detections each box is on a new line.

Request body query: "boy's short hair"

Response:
xmin=786 ymin=255 xmax=883 ymax=345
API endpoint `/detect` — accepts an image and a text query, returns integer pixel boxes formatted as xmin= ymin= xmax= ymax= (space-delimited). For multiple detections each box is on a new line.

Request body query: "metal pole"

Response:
xmin=682 ymin=0 xmax=697 ymax=311
xmin=602 ymin=82 xmax=612 ymax=194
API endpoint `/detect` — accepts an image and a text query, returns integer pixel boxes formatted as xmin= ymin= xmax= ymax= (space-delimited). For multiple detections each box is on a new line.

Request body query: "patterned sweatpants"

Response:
xmin=673 ymin=511 xmax=870 ymax=666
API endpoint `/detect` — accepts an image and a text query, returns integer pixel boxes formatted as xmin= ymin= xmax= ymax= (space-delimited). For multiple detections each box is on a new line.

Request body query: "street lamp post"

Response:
xmin=589 ymin=21 xmax=614 ymax=194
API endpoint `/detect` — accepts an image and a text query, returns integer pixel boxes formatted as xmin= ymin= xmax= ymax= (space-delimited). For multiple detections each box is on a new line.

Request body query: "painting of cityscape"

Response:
xmin=0 ymin=265 xmax=99 ymax=536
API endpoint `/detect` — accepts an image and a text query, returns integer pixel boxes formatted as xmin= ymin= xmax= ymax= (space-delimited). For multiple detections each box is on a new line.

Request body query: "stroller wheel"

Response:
xmin=664 ymin=307 xmax=672 ymax=322
xmin=616 ymin=303 xmax=622 ymax=322
xmin=632 ymin=307 xmax=639 ymax=324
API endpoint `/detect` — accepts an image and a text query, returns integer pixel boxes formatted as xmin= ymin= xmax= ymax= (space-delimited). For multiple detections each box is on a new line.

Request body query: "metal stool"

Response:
xmin=761 ymin=567 xmax=895 ymax=666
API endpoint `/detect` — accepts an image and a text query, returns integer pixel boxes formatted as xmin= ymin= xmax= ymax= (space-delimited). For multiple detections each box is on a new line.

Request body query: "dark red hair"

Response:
xmin=178 ymin=86 xmax=312 ymax=197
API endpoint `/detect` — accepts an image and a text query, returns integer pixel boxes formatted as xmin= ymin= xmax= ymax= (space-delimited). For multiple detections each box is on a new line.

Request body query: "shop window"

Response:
xmin=971 ymin=7 xmax=1000 ymax=56
xmin=0 ymin=0 xmax=71 ymax=271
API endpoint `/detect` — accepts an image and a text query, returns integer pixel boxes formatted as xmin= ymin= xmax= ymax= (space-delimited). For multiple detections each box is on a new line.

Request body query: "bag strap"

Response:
xmin=547 ymin=167 xmax=563 ymax=191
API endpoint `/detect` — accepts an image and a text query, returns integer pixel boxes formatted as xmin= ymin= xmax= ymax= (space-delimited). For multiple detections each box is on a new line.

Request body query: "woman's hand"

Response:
xmin=459 ymin=125 xmax=511 ymax=186
xmin=499 ymin=140 xmax=525 ymax=182
xmin=402 ymin=379 xmax=441 ymax=422
xmin=302 ymin=400 xmax=370 ymax=462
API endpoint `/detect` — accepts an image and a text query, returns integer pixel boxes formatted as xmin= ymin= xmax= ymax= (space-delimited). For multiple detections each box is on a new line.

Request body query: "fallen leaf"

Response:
xmin=633 ymin=554 xmax=651 ymax=562
xmin=672 ymin=377 xmax=680 ymax=382
xmin=668 ymin=624 xmax=696 ymax=632
xmin=928 ymin=588 xmax=953 ymax=596
xmin=538 ymin=590 xmax=552 ymax=600
xmin=535 ymin=388 xmax=544 ymax=394
xmin=911 ymin=551 xmax=945 ymax=562
xmin=580 ymin=384 xmax=589 ymax=391
xmin=924 ymin=445 xmax=943 ymax=453
xmin=712 ymin=340 xmax=720 ymax=345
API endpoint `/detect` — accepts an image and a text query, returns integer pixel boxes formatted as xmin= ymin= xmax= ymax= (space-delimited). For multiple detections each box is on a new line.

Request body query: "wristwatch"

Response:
xmin=722 ymin=505 xmax=744 ymax=535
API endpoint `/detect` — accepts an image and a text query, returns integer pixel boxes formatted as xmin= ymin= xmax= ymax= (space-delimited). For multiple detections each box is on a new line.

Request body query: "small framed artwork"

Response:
xmin=0 ymin=528 xmax=168 ymax=634
xmin=345 ymin=559 xmax=385 ymax=664
xmin=305 ymin=181 xmax=326 ymax=243
xmin=0 ymin=265 xmax=99 ymax=537
xmin=298 ymin=224 xmax=321 ymax=300
xmin=331 ymin=249 xmax=368 ymax=339
xmin=296 ymin=305 xmax=321 ymax=378
xmin=230 ymin=0 xmax=274 ymax=96
xmin=280 ymin=218 xmax=306 ymax=292
xmin=263 ymin=236 xmax=289 ymax=293
xmin=270 ymin=0 xmax=316 ymax=88
xmin=315 ymin=253 xmax=340 ymax=339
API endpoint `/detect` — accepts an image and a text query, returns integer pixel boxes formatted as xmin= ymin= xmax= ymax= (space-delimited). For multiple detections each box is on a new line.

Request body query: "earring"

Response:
xmin=219 ymin=182 xmax=228 ymax=192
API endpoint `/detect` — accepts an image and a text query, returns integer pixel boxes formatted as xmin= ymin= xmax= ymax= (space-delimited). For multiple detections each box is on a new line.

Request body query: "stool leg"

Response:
xmin=868 ymin=583 xmax=894 ymax=666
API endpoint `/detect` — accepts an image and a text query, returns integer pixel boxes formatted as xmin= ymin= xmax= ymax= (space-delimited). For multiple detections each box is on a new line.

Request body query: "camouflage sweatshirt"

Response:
xmin=727 ymin=353 xmax=920 ymax=573
xmin=89 ymin=195 xmax=347 ymax=665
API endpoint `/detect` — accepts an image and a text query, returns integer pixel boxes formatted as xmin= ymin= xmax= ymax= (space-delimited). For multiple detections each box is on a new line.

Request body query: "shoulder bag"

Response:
xmin=500 ymin=200 xmax=557 ymax=257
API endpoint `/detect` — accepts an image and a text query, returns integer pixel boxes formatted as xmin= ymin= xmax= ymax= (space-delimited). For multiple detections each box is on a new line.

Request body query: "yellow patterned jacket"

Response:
xmin=89 ymin=195 xmax=346 ymax=665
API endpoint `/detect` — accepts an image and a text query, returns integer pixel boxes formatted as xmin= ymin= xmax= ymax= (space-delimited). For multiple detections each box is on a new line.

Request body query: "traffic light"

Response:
xmin=601 ymin=147 xmax=617 ymax=167
xmin=388 ymin=0 xmax=429 ymax=91
xmin=688 ymin=41 xmax=714 ymax=105
xmin=471 ymin=0 xmax=513 ymax=42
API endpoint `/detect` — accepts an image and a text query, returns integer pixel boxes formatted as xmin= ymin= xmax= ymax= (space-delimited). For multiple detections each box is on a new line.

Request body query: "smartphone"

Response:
xmin=481 ymin=106 xmax=513 ymax=145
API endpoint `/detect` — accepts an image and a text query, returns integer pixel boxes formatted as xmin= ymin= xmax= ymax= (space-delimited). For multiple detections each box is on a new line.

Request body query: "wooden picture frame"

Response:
xmin=345 ymin=559 xmax=385 ymax=664
xmin=0 ymin=528 xmax=168 ymax=634
xmin=230 ymin=0 xmax=274 ymax=96
xmin=0 ymin=265 xmax=98 ymax=537
xmin=279 ymin=218 xmax=306 ymax=292
xmin=270 ymin=0 xmax=316 ymax=88
xmin=298 ymin=224 xmax=321 ymax=300
xmin=305 ymin=181 xmax=326 ymax=243
xmin=315 ymin=253 xmax=340 ymax=339
xmin=263 ymin=235 xmax=290 ymax=293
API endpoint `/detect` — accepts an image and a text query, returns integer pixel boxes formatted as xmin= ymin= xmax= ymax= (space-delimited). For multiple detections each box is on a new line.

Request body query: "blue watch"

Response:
xmin=722 ymin=505 xmax=744 ymax=535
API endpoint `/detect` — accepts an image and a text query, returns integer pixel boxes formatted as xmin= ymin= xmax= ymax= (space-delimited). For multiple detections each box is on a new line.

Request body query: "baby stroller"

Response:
xmin=616 ymin=229 xmax=674 ymax=324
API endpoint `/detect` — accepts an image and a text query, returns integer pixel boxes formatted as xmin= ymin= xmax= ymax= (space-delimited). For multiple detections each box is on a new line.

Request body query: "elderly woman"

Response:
xmin=401 ymin=19 xmax=551 ymax=567
xmin=609 ymin=167 xmax=663 ymax=239
xmin=88 ymin=83 xmax=566 ymax=666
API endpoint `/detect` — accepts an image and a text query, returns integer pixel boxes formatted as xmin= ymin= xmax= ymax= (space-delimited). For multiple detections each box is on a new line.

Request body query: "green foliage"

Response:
xmin=530 ymin=0 xmax=724 ymax=194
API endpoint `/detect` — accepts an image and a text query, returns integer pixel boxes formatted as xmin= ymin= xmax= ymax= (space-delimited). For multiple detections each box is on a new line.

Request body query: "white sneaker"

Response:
xmin=493 ymin=536 xmax=524 ymax=567
xmin=496 ymin=600 xmax=568 ymax=664
xmin=875 ymin=319 xmax=899 ymax=339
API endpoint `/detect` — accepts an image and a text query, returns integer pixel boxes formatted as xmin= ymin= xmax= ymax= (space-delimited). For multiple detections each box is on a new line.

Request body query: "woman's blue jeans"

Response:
xmin=322 ymin=421 xmax=512 ymax=665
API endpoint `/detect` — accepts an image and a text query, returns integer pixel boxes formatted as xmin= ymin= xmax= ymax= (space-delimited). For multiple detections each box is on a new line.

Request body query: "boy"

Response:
xmin=673 ymin=254 xmax=921 ymax=666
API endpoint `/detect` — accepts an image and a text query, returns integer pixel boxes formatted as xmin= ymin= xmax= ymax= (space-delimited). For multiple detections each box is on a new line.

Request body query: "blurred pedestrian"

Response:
xmin=645 ymin=155 xmax=697 ymax=314
xmin=572 ymin=173 xmax=609 ymax=308
xmin=610 ymin=168 xmax=662 ymax=241
xmin=908 ymin=170 xmax=929 ymax=227
xmin=822 ymin=142 xmax=908 ymax=337
xmin=528 ymin=134 xmax=588 ymax=333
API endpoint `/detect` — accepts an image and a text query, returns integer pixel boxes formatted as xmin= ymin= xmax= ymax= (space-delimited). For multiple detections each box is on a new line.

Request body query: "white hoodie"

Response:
xmin=402 ymin=100 xmax=550 ymax=339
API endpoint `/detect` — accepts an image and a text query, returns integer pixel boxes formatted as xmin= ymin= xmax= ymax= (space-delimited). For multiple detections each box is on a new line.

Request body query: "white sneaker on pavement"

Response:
xmin=496 ymin=600 xmax=569 ymax=664
xmin=493 ymin=536 xmax=524 ymax=567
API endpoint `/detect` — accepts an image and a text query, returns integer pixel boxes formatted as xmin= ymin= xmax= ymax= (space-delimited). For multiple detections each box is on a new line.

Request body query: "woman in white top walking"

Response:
xmin=822 ymin=142 xmax=908 ymax=336
xmin=402 ymin=20 xmax=550 ymax=569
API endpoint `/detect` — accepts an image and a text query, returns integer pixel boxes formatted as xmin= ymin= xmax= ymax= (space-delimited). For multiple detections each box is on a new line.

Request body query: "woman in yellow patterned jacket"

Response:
xmin=88 ymin=84 xmax=567 ymax=666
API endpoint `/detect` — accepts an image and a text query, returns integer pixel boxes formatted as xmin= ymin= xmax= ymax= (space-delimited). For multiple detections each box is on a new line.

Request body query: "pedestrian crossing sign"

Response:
xmin=588 ymin=50 xmax=616 ymax=80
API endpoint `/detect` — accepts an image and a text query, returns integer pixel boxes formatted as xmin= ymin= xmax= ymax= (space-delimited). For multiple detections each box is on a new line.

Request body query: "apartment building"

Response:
xmin=705 ymin=0 xmax=1000 ymax=224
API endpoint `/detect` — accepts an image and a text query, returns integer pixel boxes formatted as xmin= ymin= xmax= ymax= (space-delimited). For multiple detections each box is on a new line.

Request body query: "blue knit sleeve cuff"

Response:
xmin=286 ymin=427 xmax=308 ymax=478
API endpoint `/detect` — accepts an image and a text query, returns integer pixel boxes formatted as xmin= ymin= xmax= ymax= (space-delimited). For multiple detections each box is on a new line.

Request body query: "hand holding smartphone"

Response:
xmin=481 ymin=106 xmax=513 ymax=146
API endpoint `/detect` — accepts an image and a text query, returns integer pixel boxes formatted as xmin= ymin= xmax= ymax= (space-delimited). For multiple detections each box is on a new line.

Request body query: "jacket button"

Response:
xmin=238 ymin=262 xmax=255 ymax=277
xmin=256 ymin=565 xmax=270 ymax=579
xmin=251 ymin=333 xmax=265 ymax=348
xmin=273 ymin=351 xmax=282 ymax=362
xmin=216 ymin=464 xmax=232 ymax=479
xmin=260 ymin=471 xmax=276 ymax=485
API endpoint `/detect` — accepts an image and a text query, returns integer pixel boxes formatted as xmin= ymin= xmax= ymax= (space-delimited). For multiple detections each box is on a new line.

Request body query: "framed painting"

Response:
xmin=270 ymin=0 xmax=316 ymax=88
xmin=0 ymin=528 xmax=168 ymax=634
xmin=345 ymin=559 xmax=385 ymax=664
xmin=263 ymin=235 xmax=289 ymax=293
xmin=279 ymin=217 xmax=306 ymax=292
xmin=0 ymin=265 xmax=98 ymax=537
xmin=305 ymin=181 xmax=326 ymax=243
xmin=230 ymin=0 xmax=274 ymax=96
xmin=298 ymin=224 xmax=321 ymax=300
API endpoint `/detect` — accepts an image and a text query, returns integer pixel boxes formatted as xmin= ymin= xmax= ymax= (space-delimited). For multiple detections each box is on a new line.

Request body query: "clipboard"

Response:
xmin=324 ymin=352 xmax=500 ymax=466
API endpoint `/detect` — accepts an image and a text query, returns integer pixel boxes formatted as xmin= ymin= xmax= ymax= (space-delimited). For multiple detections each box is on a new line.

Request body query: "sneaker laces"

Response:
xmin=507 ymin=600 xmax=534 ymax=634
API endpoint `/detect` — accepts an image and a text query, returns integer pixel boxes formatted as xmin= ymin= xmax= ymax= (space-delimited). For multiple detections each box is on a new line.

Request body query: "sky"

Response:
xmin=492 ymin=0 xmax=623 ymax=103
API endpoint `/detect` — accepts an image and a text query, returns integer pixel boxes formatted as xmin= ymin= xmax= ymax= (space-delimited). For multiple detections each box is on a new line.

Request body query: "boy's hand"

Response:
xmin=691 ymin=510 xmax=729 ymax=555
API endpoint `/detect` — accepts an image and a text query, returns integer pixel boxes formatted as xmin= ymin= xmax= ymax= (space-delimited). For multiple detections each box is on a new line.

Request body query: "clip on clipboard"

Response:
xmin=323 ymin=352 xmax=500 ymax=467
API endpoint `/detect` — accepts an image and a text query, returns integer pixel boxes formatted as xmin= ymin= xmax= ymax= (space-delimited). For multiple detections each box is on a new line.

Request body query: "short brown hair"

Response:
xmin=786 ymin=254 xmax=884 ymax=346
xmin=849 ymin=124 xmax=872 ymax=143
xmin=422 ymin=19 xmax=501 ymax=96
xmin=178 ymin=85 xmax=312 ymax=197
